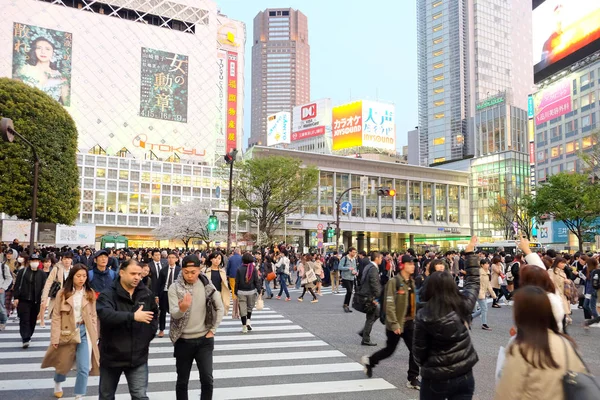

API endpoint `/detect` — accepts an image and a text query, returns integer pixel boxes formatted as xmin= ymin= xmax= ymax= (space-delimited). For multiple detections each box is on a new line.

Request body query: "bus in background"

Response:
xmin=476 ymin=240 xmax=544 ymax=255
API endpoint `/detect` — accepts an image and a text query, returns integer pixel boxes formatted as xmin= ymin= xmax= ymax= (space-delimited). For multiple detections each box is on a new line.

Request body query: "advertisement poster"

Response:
xmin=292 ymin=98 xmax=332 ymax=133
xmin=361 ymin=101 xmax=396 ymax=151
xmin=215 ymin=50 xmax=227 ymax=155
xmin=267 ymin=111 xmax=291 ymax=146
xmin=226 ymin=52 xmax=238 ymax=153
xmin=332 ymin=101 xmax=363 ymax=150
xmin=139 ymin=47 xmax=188 ymax=123
xmin=533 ymin=0 xmax=600 ymax=79
xmin=534 ymin=79 xmax=572 ymax=125
xmin=12 ymin=22 xmax=72 ymax=106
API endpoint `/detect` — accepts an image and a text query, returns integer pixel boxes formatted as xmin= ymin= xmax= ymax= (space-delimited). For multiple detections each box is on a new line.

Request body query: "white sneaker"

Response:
xmin=242 ymin=325 xmax=248 ymax=334
xmin=0 ymin=324 xmax=5 ymax=331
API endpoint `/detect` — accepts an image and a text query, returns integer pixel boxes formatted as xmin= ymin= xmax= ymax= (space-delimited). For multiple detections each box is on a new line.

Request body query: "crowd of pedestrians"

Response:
xmin=1 ymin=236 xmax=600 ymax=400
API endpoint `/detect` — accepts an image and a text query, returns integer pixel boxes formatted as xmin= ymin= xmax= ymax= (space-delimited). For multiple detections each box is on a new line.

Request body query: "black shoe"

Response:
xmin=361 ymin=356 xmax=373 ymax=378
xmin=407 ymin=378 xmax=421 ymax=390
xmin=482 ymin=324 xmax=492 ymax=331
xmin=361 ymin=341 xmax=378 ymax=346
xmin=343 ymin=305 xmax=352 ymax=313
xmin=357 ymin=331 xmax=364 ymax=338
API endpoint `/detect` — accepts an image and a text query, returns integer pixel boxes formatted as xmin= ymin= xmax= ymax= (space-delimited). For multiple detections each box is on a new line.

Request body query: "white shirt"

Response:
xmin=73 ymin=288 xmax=84 ymax=323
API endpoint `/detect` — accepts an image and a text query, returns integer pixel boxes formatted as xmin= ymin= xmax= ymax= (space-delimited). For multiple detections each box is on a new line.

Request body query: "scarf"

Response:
xmin=244 ymin=263 xmax=255 ymax=283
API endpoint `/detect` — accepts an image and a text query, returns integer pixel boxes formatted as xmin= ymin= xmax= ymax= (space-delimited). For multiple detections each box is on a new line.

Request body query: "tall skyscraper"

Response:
xmin=249 ymin=8 xmax=310 ymax=147
xmin=417 ymin=0 xmax=533 ymax=167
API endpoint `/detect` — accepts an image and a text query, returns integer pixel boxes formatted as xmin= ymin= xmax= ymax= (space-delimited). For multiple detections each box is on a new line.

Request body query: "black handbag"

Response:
xmin=48 ymin=279 xmax=61 ymax=299
xmin=561 ymin=337 xmax=600 ymax=399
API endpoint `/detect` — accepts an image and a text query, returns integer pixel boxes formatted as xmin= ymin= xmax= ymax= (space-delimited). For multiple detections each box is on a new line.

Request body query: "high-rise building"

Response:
xmin=249 ymin=8 xmax=310 ymax=147
xmin=416 ymin=0 xmax=533 ymax=167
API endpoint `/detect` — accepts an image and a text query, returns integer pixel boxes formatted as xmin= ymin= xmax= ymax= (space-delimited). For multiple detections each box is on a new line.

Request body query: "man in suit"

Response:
xmin=150 ymin=249 xmax=167 ymax=300
xmin=157 ymin=252 xmax=181 ymax=337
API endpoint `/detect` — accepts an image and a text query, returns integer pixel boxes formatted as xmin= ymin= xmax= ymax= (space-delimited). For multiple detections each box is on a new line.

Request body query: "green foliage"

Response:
xmin=488 ymin=195 xmax=534 ymax=240
xmin=0 ymin=78 xmax=79 ymax=224
xmin=528 ymin=172 xmax=600 ymax=251
xmin=233 ymin=156 xmax=319 ymax=240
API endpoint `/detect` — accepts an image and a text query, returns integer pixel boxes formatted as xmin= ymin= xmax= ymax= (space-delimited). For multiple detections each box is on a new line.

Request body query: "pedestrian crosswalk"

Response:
xmin=0 ymin=307 xmax=397 ymax=399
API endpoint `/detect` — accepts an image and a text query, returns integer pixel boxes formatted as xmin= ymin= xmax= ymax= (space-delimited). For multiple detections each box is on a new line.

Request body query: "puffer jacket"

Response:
xmin=413 ymin=253 xmax=480 ymax=380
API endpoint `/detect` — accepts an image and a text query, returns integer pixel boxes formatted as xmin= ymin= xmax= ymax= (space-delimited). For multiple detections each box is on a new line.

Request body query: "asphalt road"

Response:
xmin=271 ymin=285 xmax=600 ymax=400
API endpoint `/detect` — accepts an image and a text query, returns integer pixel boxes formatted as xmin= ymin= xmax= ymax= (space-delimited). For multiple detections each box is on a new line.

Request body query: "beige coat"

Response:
xmin=551 ymin=268 xmax=570 ymax=315
xmin=41 ymin=263 xmax=71 ymax=317
xmin=41 ymin=288 xmax=100 ymax=376
xmin=494 ymin=331 xmax=586 ymax=400
xmin=479 ymin=267 xmax=497 ymax=300
xmin=203 ymin=266 xmax=231 ymax=316
xmin=491 ymin=263 xmax=503 ymax=289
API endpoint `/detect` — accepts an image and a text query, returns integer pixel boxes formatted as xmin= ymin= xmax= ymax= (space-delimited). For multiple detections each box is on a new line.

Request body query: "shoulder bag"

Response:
xmin=59 ymin=327 xmax=81 ymax=345
xmin=561 ymin=336 xmax=600 ymax=399
xmin=48 ymin=269 xmax=62 ymax=299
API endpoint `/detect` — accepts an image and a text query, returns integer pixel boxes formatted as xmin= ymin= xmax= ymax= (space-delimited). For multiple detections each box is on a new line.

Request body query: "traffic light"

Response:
xmin=224 ymin=149 xmax=238 ymax=165
xmin=377 ymin=188 xmax=396 ymax=197
xmin=327 ymin=226 xmax=335 ymax=239
xmin=207 ymin=215 xmax=218 ymax=231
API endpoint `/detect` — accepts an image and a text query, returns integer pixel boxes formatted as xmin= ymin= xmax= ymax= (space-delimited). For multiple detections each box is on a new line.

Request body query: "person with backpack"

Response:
xmin=169 ymin=254 xmax=224 ymax=400
xmin=356 ymin=252 xmax=383 ymax=346
xmin=328 ymin=252 xmax=341 ymax=294
xmin=361 ymin=254 xmax=421 ymax=391
xmin=88 ymin=250 xmax=117 ymax=294
xmin=583 ymin=257 xmax=600 ymax=328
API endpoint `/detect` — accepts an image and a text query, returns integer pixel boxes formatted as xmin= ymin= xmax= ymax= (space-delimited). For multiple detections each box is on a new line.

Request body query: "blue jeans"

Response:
xmin=277 ymin=274 xmax=290 ymax=298
xmin=584 ymin=295 xmax=599 ymax=319
xmin=0 ymin=291 xmax=7 ymax=324
xmin=421 ymin=370 xmax=475 ymax=400
xmin=99 ymin=362 xmax=149 ymax=400
xmin=295 ymin=271 xmax=302 ymax=289
xmin=264 ymin=279 xmax=273 ymax=297
xmin=472 ymin=299 xmax=489 ymax=325
xmin=55 ymin=326 xmax=89 ymax=395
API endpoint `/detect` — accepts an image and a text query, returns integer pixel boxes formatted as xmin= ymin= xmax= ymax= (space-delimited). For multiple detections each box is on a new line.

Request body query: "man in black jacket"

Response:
xmin=97 ymin=259 xmax=158 ymax=400
xmin=357 ymin=252 xmax=383 ymax=346
xmin=12 ymin=254 xmax=47 ymax=348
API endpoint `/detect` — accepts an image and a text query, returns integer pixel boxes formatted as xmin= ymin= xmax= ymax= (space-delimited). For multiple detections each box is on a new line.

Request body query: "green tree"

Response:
xmin=488 ymin=195 xmax=534 ymax=240
xmin=528 ymin=173 xmax=600 ymax=251
xmin=233 ymin=156 xmax=319 ymax=241
xmin=0 ymin=78 xmax=79 ymax=224
xmin=579 ymin=128 xmax=600 ymax=181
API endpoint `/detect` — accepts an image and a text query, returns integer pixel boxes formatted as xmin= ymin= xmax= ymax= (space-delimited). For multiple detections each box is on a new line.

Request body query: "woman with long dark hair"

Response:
xmin=494 ymin=286 xmax=586 ymax=400
xmin=413 ymin=236 xmax=480 ymax=400
xmin=203 ymin=252 xmax=231 ymax=316
xmin=41 ymin=264 xmax=100 ymax=399
xmin=235 ymin=253 xmax=262 ymax=333
xmin=550 ymin=257 xmax=572 ymax=325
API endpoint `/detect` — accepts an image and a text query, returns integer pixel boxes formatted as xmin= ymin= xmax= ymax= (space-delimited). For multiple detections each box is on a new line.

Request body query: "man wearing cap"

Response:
xmin=38 ymin=251 xmax=75 ymax=326
xmin=362 ymin=254 xmax=421 ymax=391
xmin=12 ymin=254 xmax=47 ymax=348
xmin=89 ymin=250 xmax=117 ymax=294
xmin=168 ymin=254 xmax=224 ymax=400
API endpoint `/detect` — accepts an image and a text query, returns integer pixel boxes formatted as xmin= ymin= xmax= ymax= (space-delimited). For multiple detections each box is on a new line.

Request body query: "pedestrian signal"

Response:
xmin=208 ymin=215 xmax=218 ymax=231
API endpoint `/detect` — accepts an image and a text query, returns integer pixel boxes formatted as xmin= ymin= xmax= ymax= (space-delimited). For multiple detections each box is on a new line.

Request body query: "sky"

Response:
xmin=216 ymin=0 xmax=418 ymax=151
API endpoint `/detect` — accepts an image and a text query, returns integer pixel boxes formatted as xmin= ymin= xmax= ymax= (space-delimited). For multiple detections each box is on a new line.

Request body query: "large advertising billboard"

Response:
xmin=267 ymin=111 xmax=291 ymax=146
xmin=533 ymin=78 xmax=572 ymax=125
xmin=2 ymin=0 xmax=245 ymax=164
xmin=12 ymin=22 xmax=72 ymax=106
xmin=533 ymin=0 xmax=600 ymax=83
xmin=292 ymin=98 xmax=332 ymax=133
xmin=332 ymin=100 xmax=396 ymax=151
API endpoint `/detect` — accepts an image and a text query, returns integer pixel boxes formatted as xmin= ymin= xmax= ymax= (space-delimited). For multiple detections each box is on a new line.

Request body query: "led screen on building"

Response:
xmin=533 ymin=77 xmax=572 ymax=125
xmin=1 ymin=0 xmax=245 ymax=164
xmin=533 ymin=0 xmax=600 ymax=83
xmin=332 ymin=100 xmax=396 ymax=151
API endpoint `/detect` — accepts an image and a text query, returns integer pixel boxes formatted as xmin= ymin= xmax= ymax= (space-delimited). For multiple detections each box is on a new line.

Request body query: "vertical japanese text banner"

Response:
xmin=226 ymin=52 xmax=238 ymax=153
xmin=139 ymin=47 xmax=188 ymax=123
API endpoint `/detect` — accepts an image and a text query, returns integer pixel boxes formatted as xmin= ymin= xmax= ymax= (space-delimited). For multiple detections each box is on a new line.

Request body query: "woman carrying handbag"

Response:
xmin=41 ymin=264 xmax=100 ymax=399
xmin=298 ymin=255 xmax=318 ymax=303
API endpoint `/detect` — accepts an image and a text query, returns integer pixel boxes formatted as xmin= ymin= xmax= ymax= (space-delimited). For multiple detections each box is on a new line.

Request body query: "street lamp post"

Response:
xmin=0 ymin=118 xmax=40 ymax=255
xmin=224 ymin=149 xmax=238 ymax=254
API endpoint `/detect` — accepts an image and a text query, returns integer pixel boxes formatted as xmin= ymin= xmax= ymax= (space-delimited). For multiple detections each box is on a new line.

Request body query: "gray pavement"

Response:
xmin=271 ymin=284 xmax=600 ymax=400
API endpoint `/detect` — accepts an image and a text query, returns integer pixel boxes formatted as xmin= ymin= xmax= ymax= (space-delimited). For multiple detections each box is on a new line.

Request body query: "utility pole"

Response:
xmin=224 ymin=149 xmax=238 ymax=254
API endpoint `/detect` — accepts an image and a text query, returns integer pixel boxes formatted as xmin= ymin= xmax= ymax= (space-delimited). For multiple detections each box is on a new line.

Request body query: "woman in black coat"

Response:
xmin=413 ymin=236 xmax=480 ymax=400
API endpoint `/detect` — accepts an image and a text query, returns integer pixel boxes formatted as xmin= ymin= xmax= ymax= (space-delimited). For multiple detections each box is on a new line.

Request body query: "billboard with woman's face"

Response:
xmin=11 ymin=22 xmax=72 ymax=106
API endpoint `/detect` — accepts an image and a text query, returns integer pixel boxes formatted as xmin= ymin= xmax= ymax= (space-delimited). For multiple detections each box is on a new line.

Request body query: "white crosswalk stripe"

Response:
xmin=0 ymin=307 xmax=396 ymax=399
